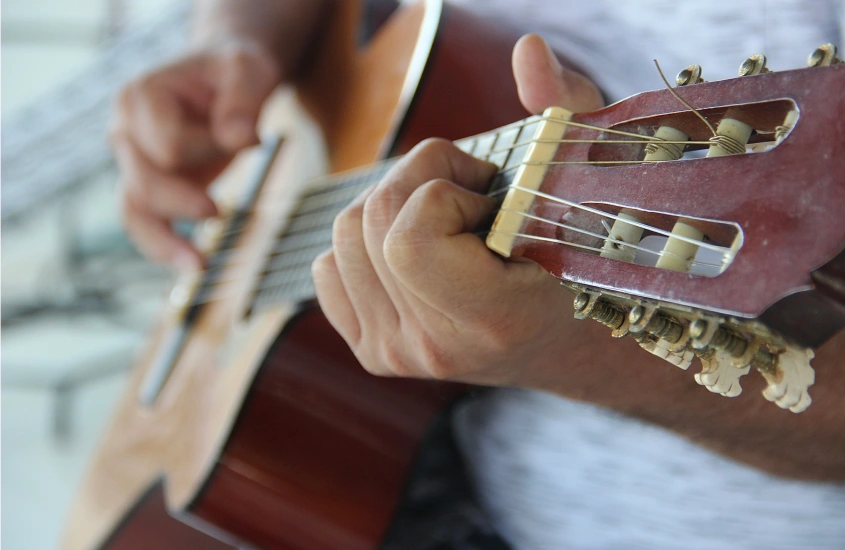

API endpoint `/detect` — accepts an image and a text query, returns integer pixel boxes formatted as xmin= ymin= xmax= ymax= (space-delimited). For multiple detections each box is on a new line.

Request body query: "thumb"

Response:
xmin=211 ymin=50 xmax=280 ymax=151
xmin=512 ymin=34 xmax=604 ymax=114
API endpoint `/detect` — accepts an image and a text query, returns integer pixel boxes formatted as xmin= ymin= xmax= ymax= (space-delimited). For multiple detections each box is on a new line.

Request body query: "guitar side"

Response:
xmin=62 ymin=2 xmax=529 ymax=549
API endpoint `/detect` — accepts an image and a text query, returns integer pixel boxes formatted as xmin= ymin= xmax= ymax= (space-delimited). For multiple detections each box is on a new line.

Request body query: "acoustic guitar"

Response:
xmin=64 ymin=1 xmax=525 ymax=549
xmin=63 ymin=0 xmax=845 ymax=548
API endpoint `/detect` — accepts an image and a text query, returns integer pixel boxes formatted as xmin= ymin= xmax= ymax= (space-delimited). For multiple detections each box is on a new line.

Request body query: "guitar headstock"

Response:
xmin=487 ymin=46 xmax=845 ymax=412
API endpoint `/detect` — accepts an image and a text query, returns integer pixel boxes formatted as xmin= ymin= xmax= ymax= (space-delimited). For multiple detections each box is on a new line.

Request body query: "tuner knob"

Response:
xmin=807 ymin=43 xmax=842 ymax=67
xmin=675 ymin=64 xmax=704 ymax=86
xmin=738 ymin=53 xmax=769 ymax=76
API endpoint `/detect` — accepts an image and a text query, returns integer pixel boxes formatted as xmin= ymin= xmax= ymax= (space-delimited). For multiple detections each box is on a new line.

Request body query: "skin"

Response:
xmin=111 ymin=0 xmax=327 ymax=270
xmin=113 ymin=3 xmax=845 ymax=480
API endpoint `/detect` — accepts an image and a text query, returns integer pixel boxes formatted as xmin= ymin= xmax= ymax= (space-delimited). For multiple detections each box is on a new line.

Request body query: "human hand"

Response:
xmin=111 ymin=40 xmax=281 ymax=270
xmin=312 ymin=35 xmax=605 ymax=387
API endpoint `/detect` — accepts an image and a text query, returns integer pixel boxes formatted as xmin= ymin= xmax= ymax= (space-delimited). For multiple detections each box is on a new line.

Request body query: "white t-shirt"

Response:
xmin=447 ymin=1 xmax=845 ymax=548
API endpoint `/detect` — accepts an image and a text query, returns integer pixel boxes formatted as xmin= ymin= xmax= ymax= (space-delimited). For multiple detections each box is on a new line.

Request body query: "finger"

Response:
xmin=332 ymin=188 xmax=399 ymax=337
xmin=362 ymin=139 xmax=498 ymax=312
xmin=114 ymin=139 xmax=218 ymax=221
xmin=122 ymin=190 xmax=203 ymax=271
xmin=512 ymin=34 xmax=603 ymax=114
xmin=210 ymin=48 xmax=280 ymax=151
xmin=312 ymin=249 xmax=361 ymax=345
xmin=379 ymin=138 xmax=499 ymax=208
xmin=119 ymin=75 xmax=226 ymax=170
xmin=384 ymin=179 xmax=547 ymax=317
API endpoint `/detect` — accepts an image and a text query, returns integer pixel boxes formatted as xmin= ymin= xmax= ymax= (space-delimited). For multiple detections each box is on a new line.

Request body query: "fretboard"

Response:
xmin=249 ymin=115 xmax=543 ymax=312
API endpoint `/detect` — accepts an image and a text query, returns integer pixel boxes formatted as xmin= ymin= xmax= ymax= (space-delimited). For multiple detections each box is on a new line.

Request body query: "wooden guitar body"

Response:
xmin=63 ymin=2 xmax=528 ymax=549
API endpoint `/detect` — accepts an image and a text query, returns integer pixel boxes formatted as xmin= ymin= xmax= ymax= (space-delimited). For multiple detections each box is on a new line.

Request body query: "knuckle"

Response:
xmin=353 ymin=341 xmax=389 ymax=377
xmin=224 ymin=49 xmax=252 ymax=70
xmin=416 ymin=332 xmax=453 ymax=380
xmin=310 ymin=250 xmax=334 ymax=280
xmin=414 ymin=137 xmax=454 ymax=158
xmin=417 ymin=178 xmax=453 ymax=207
xmin=154 ymin=139 xmax=184 ymax=171
xmin=363 ymin=186 xmax=400 ymax=226
xmin=332 ymin=203 xmax=363 ymax=245
xmin=378 ymin=341 xmax=414 ymax=378
xmin=383 ymin=228 xmax=419 ymax=275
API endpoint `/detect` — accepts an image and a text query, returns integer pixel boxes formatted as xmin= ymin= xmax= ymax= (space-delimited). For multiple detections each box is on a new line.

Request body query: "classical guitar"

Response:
xmin=64 ymin=2 xmax=525 ymax=549
xmin=64 ymin=0 xmax=845 ymax=547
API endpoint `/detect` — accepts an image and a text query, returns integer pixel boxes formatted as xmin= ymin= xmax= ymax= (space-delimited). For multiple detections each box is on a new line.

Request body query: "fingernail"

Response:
xmin=173 ymin=249 xmax=201 ymax=272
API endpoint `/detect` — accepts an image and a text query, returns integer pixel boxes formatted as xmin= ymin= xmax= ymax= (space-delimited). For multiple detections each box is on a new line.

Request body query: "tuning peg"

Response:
xmin=738 ymin=53 xmax=769 ymax=76
xmin=807 ymin=43 xmax=842 ymax=67
xmin=675 ymin=64 xmax=704 ymax=86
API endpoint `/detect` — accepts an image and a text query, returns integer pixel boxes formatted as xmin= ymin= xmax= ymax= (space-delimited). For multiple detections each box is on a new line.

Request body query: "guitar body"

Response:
xmin=63 ymin=2 xmax=528 ymax=549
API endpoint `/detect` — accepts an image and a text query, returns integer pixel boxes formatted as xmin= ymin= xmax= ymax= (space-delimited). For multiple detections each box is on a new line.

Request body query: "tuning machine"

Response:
xmin=807 ymin=43 xmax=842 ymax=67
xmin=675 ymin=64 xmax=705 ymax=86
xmin=566 ymin=284 xmax=815 ymax=412
xmin=739 ymin=53 xmax=770 ymax=76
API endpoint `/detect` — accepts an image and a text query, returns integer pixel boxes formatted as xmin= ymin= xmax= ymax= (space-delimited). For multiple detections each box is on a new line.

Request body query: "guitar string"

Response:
xmin=186 ymin=199 xmax=729 ymax=308
xmin=186 ymin=163 xmax=736 ymax=304
xmin=195 ymin=56 xmax=726 ymax=276
xmin=200 ymin=137 xmax=730 ymax=281
xmin=210 ymin=135 xmax=712 ymax=232
xmin=205 ymin=200 xmax=728 ymax=290
xmin=206 ymin=107 xmax=719 ymax=237
xmin=496 ymin=208 xmax=726 ymax=269
xmin=206 ymin=131 xmax=719 ymax=261
xmin=206 ymin=71 xmax=725 ymax=268
xmin=185 ymin=225 xmax=727 ymax=309
xmin=183 ymin=111 xmax=739 ymax=307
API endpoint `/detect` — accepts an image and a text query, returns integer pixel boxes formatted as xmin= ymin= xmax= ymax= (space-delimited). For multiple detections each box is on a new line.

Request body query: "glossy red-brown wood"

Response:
xmin=516 ymin=65 xmax=845 ymax=327
xmin=100 ymin=486 xmax=234 ymax=550
xmin=189 ymin=307 xmax=463 ymax=549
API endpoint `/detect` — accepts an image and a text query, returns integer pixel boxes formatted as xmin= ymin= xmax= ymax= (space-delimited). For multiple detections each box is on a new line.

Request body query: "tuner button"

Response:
xmin=760 ymin=347 xmax=815 ymax=413
xmin=695 ymin=350 xmax=750 ymax=397
xmin=807 ymin=43 xmax=842 ymax=67
xmin=738 ymin=53 xmax=770 ymax=76
xmin=675 ymin=64 xmax=704 ymax=86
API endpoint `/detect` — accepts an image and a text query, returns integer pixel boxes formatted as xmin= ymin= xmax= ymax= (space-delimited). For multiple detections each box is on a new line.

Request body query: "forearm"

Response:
xmin=192 ymin=0 xmax=330 ymax=77
xmin=546 ymin=307 xmax=845 ymax=481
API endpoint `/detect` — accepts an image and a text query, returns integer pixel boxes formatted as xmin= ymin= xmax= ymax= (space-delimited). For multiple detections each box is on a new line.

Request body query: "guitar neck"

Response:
xmin=246 ymin=115 xmax=541 ymax=312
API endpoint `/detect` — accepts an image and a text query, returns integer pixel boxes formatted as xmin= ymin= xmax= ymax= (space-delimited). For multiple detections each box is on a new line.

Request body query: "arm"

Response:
xmin=312 ymin=34 xmax=845 ymax=482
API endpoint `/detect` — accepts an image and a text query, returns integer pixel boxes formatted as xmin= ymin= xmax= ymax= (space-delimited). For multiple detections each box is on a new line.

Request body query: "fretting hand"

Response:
xmin=312 ymin=35 xmax=604 ymax=387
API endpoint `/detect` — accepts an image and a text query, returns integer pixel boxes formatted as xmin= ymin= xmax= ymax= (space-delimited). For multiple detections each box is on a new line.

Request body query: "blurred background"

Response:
xmin=2 ymin=1 xmax=189 ymax=547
